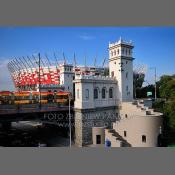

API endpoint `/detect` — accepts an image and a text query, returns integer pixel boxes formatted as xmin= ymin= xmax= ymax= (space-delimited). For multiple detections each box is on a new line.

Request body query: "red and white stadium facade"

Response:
xmin=7 ymin=56 xmax=63 ymax=91
xmin=7 ymin=56 xmax=106 ymax=92
xmin=10 ymin=66 xmax=60 ymax=91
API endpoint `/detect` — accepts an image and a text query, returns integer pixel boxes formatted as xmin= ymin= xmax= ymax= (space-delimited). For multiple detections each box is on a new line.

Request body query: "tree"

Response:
xmin=133 ymin=63 xmax=147 ymax=98
xmin=153 ymin=74 xmax=175 ymax=145
xmin=157 ymin=75 xmax=175 ymax=99
xmin=133 ymin=72 xmax=145 ymax=98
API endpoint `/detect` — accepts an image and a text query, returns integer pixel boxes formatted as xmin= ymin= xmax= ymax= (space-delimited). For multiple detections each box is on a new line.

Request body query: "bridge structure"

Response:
xmin=0 ymin=103 xmax=74 ymax=131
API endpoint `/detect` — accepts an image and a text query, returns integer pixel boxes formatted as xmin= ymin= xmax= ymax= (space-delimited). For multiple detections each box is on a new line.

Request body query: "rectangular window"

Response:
xmin=85 ymin=89 xmax=89 ymax=99
xmin=124 ymin=131 xmax=127 ymax=137
xmin=126 ymin=86 xmax=128 ymax=91
xmin=126 ymin=72 xmax=128 ymax=79
xmin=142 ymin=135 xmax=146 ymax=143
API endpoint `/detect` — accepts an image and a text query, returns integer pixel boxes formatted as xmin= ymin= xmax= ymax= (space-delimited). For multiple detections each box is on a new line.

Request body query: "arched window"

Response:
xmin=142 ymin=135 xmax=146 ymax=143
xmin=117 ymin=49 xmax=119 ymax=55
xmin=114 ymin=50 xmax=116 ymax=55
xmin=85 ymin=89 xmax=89 ymax=99
xmin=109 ymin=87 xmax=113 ymax=98
xmin=77 ymin=89 xmax=79 ymax=99
xmin=111 ymin=51 xmax=113 ymax=56
xmin=102 ymin=87 xmax=106 ymax=99
xmin=94 ymin=88 xmax=98 ymax=99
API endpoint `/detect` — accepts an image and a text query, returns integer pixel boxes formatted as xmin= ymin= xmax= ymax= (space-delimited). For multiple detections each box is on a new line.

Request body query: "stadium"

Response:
xmin=7 ymin=54 xmax=107 ymax=92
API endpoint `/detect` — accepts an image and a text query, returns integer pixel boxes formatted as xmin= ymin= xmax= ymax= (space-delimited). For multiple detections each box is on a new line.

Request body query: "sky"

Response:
xmin=0 ymin=27 xmax=175 ymax=90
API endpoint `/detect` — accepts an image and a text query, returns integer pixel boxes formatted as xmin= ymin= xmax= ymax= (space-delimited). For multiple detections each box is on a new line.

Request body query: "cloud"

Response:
xmin=0 ymin=58 xmax=15 ymax=91
xmin=79 ymin=34 xmax=95 ymax=41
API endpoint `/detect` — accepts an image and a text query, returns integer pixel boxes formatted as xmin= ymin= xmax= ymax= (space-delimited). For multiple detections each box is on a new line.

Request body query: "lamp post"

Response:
xmin=35 ymin=53 xmax=41 ymax=109
xmin=69 ymin=93 xmax=71 ymax=147
xmin=38 ymin=53 xmax=41 ymax=109
xmin=150 ymin=67 xmax=157 ymax=100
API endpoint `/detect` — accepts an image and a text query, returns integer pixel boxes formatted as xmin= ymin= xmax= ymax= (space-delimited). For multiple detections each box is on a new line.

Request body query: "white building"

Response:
xmin=74 ymin=75 xmax=118 ymax=146
xmin=59 ymin=63 xmax=74 ymax=95
xmin=73 ymin=38 xmax=163 ymax=147
xmin=109 ymin=38 xmax=134 ymax=102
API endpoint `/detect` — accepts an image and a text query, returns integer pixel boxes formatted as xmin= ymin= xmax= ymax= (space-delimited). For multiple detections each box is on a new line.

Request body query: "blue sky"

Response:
xmin=0 ymin=27 xmax=175 ymax=90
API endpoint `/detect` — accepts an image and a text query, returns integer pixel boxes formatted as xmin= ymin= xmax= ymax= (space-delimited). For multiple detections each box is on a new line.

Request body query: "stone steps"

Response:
xmin=107 ymin=129 xmax=131 ymax=147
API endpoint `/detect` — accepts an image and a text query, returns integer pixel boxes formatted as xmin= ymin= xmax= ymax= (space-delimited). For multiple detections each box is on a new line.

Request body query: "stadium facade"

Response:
xmin=7 ymin=56 xmax=107 ymax=93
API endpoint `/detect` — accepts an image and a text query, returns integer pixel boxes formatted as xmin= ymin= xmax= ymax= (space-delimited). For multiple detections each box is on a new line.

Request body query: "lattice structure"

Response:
xmin=7 ymin=56 xmax=61 ymax=91
xmin=7 ymin=56 xmax=107 ymax=91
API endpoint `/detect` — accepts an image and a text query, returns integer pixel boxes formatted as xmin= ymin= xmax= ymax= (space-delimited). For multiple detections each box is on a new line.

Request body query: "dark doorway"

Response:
xmin=96 ymin=135 xmax=101 ymax=144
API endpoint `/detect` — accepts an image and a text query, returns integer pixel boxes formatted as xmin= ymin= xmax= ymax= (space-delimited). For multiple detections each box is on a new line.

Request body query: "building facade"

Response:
xmin=73 ymin=38 xmax=163 ymax=147
xmin=109 ymin=38 xmax=134 ymax=102
xmin=74 ymin=75 xmax=118 ymax=146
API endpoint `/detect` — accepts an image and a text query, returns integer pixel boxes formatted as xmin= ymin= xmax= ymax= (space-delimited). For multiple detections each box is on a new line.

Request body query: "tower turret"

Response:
xmin=59 ymin=63 xmax=74 ymax=95
xmin=109 ymin=38 xmax=134 ymax=102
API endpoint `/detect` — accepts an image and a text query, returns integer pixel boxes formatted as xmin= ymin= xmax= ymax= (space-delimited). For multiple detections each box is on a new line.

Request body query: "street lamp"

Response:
xmin=35 ymin=53 xmax=41 ymax=109
xmin=68 ymin=93 xmax=71 ymax=147
xmin=150 ymin=67 xmax=157 ymax=100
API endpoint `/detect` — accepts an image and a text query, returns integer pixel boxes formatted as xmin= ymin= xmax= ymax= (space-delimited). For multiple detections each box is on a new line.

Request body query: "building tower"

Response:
xmin=109 ymin=38 xmax=134 ymax=102
xmin=59 ymin=63 xmax=74 ymax=95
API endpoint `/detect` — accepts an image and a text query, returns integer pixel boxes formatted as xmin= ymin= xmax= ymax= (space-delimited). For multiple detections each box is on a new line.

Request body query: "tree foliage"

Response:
xmin=153 ymin=75 xmax=175 ymax=144
xmin=133 ymin=72 xmax=145 ymax=98
xmin=157 ymin=75 xmax=175 ymax=99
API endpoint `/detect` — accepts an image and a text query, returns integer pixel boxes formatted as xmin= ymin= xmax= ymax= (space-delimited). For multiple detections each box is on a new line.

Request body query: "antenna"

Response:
xmin=84 ymin=54 xmax=86 ymax=68
xmin=63 ymin=52 xmax=66 ymax=64
xmin=94 ymin=53 xmax=97 ymax=67
xmin=102 ymin=57 xmax=106 ymax=68
xmin=73 ymin=53 xmax=77 ymax=67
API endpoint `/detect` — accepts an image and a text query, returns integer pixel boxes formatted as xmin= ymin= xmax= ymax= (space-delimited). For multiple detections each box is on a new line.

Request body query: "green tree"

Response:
xmin=153 ymin=74 xmax=175 ymax=145
xmin=157 ymin=75 xmax=175 ymax=99
xmin=133 ymin=72 xmax=145 ymax=98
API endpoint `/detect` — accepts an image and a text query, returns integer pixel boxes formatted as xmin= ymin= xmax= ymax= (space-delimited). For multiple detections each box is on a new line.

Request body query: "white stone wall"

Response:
xmin=106 ymin=102 xmax=163 ymax=147
xmin=74 ymin=76 xmax=119 ymax=109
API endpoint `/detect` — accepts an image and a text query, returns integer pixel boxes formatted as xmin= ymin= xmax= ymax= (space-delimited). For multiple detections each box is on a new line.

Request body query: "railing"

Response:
xmin=0 ymin=103 xmax=72 ymax=115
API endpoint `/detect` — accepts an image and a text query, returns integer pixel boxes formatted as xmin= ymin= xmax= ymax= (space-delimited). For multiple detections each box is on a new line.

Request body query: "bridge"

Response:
xmin=0 ymin=103 xmax=74 ymax=130
xmin=0 ymin=104 xmax=73 ymax=115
